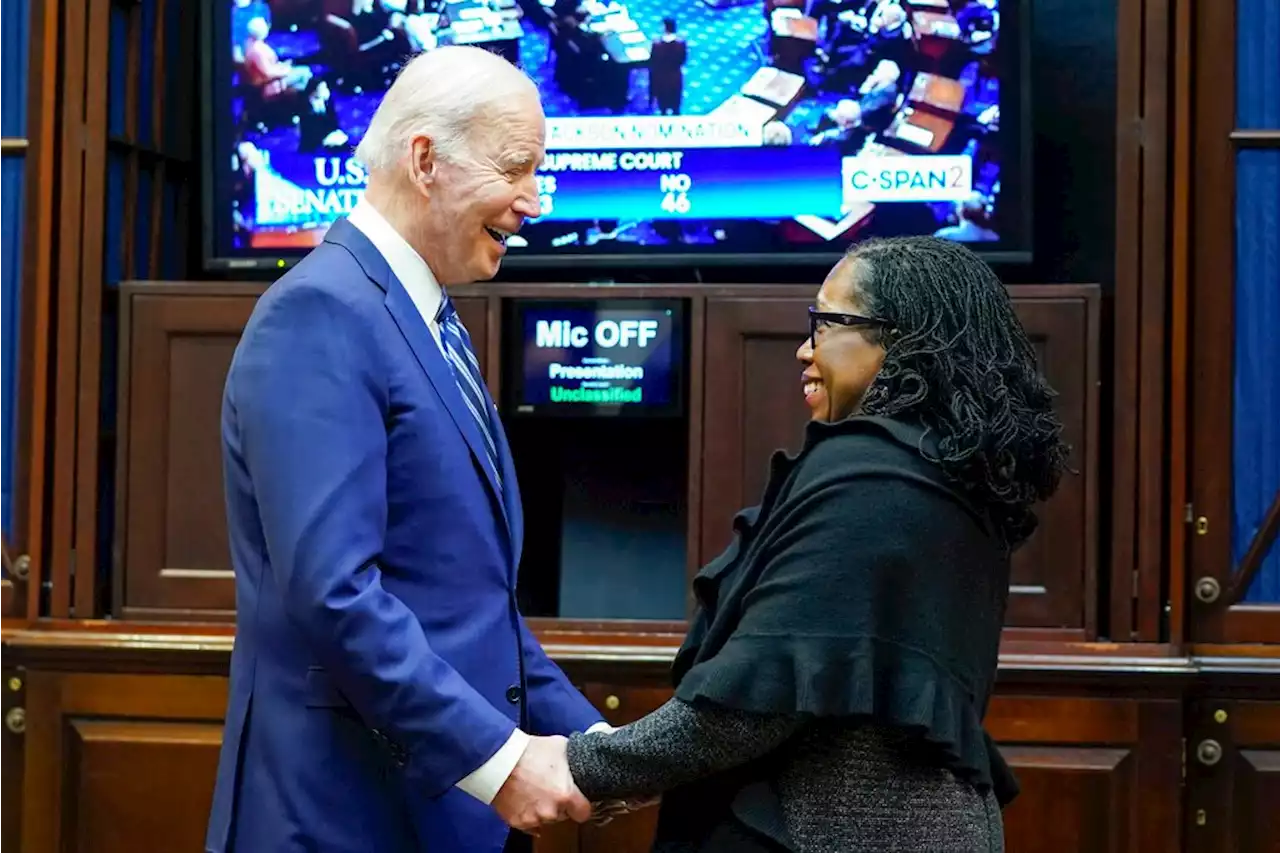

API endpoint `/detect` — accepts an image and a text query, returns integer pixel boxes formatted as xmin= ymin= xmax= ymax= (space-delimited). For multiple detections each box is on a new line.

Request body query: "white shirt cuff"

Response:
xmin=586 ymin=721 xmax=615 ymax=734
xmin=455 ymin=728 xmax=531 ymax=805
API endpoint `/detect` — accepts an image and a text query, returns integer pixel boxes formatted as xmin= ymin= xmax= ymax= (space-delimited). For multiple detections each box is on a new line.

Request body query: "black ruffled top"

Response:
xmin=665 ymin=416 xmax=1018 ymax=825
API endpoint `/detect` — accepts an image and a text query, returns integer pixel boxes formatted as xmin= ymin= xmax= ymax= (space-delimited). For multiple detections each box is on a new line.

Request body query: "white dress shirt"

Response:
xmin=347 ymin=199 xmax=447 ymax=353
xmin=345 ymin=201 xmax=610 ymax=804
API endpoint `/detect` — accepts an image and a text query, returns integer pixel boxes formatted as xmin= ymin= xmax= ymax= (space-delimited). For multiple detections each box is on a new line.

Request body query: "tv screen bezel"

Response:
xmin=199 ymin=1 xmax=1034 ymax=272
xmin=501 ymin=297 xmax=688 ymax=419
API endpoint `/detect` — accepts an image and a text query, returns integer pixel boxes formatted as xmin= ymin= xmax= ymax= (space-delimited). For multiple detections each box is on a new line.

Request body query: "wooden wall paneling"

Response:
xmin=1133 ymin=0 xmax=1174 ymax=643
xmin=682 ymin=295 xmax=705 ymax=608
xmin=1110 ymin=0 xmax=1145 ymax=644
xmin=70 ymin=0 xmax=111 ymax=620
xmin=1186 ymin=0 xmax=1235 ymax=646
xmin=699 ymin=295 xmax=813 ymax=565
xmin=107 ymin=290 xmax=486 ymax=620
xmin=19 ymin=671 xmax=229 ymax=853
xmin=106 ymin=282 xmax=699 ymax=632
xmin=114 ymin=288 xmax=262 ymax=620
xmin=119 ymin=0 xmax=142 ymax=284
xmin=1010 ymin=294 xmax=1100 ymax=635
xmin=2 ymin=665 xmax=28 ymax=851
xmin=700 ymin=287 xmax=1100 ymax=637
xmin=1136 ymin=0 xmax=1172 ymax=637
xmin=38 ymin=0 xmax=200 ymax=622
xmin=9 ymin=0 xmax=63 ymax=623
xmin=43 ymin=0 xmax=114 ymax=619
xmin=4 ymin=0 xmax=62 ymax=622
xmin=1165 ymin=0 xmax=1193 ymax=656
xmin=484 ymin=295 xmax=503 ymax=394
xmin=531 ymin=823 xmax=580 ymax=853
xmin=1187 ymin=0 xmax=1280 ymax=645
xmin=47 ymin=0 xmax=91 ymax=619
xmin=146 ymin=0 xmax=169 ymax=279
xmin=989 ymin=695 xmax=1183 ymax=853
xmin=1186 ymin=698 xmax=1280 ymax=851
xmin=109 ymin=283 xmax=1101 ymax=639
xmin=12 ymin=629 xmax=1269 ymax=853
xmin=1111 ymin=0 xmax=1176 ymax=643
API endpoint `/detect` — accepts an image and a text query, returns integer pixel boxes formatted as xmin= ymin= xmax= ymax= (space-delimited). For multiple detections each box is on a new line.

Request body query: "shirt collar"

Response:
xmin=347 ymin=197 xmax=443 ymax=325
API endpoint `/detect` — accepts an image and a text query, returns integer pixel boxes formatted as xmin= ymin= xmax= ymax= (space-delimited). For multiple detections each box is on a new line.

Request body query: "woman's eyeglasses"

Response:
xmin=808 ymin=307 xmax=893 ymax=349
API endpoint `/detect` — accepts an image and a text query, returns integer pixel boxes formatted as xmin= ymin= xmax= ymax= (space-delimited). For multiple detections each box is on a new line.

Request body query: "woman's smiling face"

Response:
xmin=795 ymin=258 xmax=888 ymax=422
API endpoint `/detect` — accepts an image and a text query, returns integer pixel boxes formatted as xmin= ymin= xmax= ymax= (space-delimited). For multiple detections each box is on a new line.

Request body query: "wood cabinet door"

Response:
xmin=1183 ymin=0 xmax=1280 ymax=645
xmin=116 ymin=293 xmax=257 ymax=620
xmin=700 ymin=288 xmax=1099 ymax=634
xmin=988 ymin=695 xmax=1182 ymax=853
xmin=19 ymin=671 xmax=228 ymax=853
xmin=700 ymin=296 xmax=813 ymax=566
xmin=1186 ymin=699 xmax=1280 ymax=851
xmin=3 ymin=663 xmax=26 ymax=851
xmin=113 ymin=286 xmax=489 ymax=621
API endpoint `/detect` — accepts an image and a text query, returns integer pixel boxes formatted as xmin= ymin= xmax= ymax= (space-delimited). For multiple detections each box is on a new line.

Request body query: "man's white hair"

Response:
xmin=354 ymin=46 xmax=539 ymax=173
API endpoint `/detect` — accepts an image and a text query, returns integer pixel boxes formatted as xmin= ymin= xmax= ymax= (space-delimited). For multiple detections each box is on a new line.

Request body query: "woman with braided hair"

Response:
xmin=565 ymin=236 xmax=1070 ymax=852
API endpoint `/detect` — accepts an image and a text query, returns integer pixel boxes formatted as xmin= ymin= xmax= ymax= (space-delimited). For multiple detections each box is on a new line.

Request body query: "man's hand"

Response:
xmin=492 ymin=735 xmax=592 ymax=834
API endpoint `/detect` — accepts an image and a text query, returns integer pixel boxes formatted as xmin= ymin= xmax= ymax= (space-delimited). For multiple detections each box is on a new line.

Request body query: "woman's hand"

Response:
xmin=588 ymin=796 xmax=661 ymax=826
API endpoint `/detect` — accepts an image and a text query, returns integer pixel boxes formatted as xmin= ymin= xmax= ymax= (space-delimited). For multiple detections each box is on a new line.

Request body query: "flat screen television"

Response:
xmin=203 ymin=0 xmax=1028 ymax=270
xmin=503 ymin=298 xmax=686 ymax=417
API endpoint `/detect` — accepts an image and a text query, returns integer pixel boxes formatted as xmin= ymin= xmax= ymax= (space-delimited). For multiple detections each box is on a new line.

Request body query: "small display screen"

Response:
xmin=506 ymin=299 xmax=684 ymax=417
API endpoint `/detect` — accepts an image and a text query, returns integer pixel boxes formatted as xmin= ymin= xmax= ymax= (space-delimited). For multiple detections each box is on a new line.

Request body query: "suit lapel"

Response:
xmin=389 ymin=283 xmax=508 ymax=502
xmin=326 ymin=219 xmax=513 ymax=548
xmin=492 ymin=409 xmax=524 ymax=576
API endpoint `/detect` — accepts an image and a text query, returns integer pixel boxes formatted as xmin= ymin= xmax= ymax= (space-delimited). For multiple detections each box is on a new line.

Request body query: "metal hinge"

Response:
xmin=1185 ymin=503 xmax=1209 ymax=535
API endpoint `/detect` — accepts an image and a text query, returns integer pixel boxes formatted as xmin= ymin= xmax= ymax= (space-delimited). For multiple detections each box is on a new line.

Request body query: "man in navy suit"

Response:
xmin=206 ymin=46 xmax=609 ymax=853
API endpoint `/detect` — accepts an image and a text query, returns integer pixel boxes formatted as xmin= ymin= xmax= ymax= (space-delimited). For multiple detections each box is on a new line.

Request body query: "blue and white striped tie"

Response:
xmin=436 ymin=292 xmax=501 ymax=488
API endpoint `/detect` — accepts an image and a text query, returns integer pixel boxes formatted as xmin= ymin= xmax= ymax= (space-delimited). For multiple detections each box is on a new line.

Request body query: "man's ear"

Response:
xmin=408 ymin=134 xmax=436 ymax=195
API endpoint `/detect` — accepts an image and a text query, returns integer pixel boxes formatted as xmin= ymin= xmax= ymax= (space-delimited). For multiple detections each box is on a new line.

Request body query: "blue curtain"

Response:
xmin=1233 ymin=153 xmax=1280 ymax=603
xmin=1 ymin=0 xmax=30 ymax=538
xmin=1233 ymin=0 xmax=1280 ymax=602
xmin=1236 ymin=0 xmax=1279 ymax=130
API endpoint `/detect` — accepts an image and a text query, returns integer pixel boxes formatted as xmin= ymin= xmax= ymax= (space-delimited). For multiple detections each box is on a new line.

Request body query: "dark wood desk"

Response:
xmin=882 ymin=104 xmax=956 ymax=152
xmin=908 ymin=71 xmax=967 ymax=116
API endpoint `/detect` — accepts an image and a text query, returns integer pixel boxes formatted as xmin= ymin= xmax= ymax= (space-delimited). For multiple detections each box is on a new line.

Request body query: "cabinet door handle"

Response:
xmin=1194 ymin=577 xmax=1221 ymax=604
xmin=604 ymin=695 xmax=621 ymax=711
xmin=1195 ymin=739 xmax=1222 ymax=766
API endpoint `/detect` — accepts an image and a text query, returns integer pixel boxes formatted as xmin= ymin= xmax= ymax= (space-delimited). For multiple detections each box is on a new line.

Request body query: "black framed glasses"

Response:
xmin=808 ymin=307 xmax=892 ymax=349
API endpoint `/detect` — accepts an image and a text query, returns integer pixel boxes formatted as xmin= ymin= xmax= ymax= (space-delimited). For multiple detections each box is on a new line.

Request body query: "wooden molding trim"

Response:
xmin=1230 ymin=129 xmax=1280 ymax=148
xmin=3 ymin=626 xmax=1277 ymax=681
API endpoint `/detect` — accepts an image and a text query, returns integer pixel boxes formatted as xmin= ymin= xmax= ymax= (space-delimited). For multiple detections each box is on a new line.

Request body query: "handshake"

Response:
xmin=491 ymin=732 xmax=654 ymax=836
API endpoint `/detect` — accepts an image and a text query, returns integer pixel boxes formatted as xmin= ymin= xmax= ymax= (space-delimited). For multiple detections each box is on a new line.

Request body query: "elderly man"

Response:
xmin=205 ymin=46 xmax=608 ymax=853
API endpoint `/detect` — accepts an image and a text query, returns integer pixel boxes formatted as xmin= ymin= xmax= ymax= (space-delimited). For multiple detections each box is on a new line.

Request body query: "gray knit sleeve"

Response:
xmin=565 ymin=697 xmax=805 ymax=801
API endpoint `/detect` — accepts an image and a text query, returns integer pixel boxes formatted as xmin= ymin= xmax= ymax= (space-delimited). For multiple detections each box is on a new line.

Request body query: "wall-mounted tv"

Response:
xmin=203 ymin=0 xmax=1028 ymax=270
xmin=503 ymin=298 xmax=686 ymax=417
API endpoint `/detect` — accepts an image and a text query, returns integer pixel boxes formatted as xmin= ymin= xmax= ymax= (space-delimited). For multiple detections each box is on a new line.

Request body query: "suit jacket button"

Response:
xmin=505 ymin=685 xmax=522 ymax=704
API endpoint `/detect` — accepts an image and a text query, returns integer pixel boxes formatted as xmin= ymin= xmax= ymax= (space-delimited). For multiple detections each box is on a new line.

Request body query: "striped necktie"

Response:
xmin=436 ymin=292 xmax=501 ymax=488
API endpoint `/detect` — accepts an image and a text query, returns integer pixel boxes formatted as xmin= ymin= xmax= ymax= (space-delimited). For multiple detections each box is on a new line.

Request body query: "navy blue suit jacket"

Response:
xmin=206 ymin=219 xmax=601 ymax=853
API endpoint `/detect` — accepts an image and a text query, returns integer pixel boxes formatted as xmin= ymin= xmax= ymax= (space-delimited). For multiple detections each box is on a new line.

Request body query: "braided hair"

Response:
xmin=842 ymin=236 xmax=1070 ymax=549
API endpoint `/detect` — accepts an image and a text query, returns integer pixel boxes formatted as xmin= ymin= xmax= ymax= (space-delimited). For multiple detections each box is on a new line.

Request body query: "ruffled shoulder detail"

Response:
xmin=673 ymin=633 xmax=1019 ymax=805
